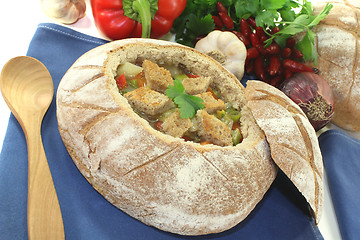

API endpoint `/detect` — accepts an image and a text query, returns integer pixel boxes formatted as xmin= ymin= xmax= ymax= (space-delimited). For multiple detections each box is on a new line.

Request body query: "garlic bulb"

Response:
xmin=195 ymin=30 xmax=247 ymax=80
xmin=40 ymin=0 xmax=86 ymax=24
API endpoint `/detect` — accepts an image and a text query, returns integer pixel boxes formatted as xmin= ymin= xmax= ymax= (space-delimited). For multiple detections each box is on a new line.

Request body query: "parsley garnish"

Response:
xmin=165 ymin=79 xmax=204 ymax=119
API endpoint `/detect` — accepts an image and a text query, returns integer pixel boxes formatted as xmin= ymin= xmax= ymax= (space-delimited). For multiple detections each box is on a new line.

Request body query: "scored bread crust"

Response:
xmin=312 ymin=0 xmax=360 ymax=131
xmin=244 ymin=80 xmax=324 ymax=224
xmin=56 ymin=39 xmax=278 ymax=235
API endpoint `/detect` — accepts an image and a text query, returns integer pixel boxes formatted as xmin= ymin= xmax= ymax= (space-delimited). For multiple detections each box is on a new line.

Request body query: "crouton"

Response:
xmin=195 ymin=110 xmax=233 ymax=146
xmin=195 ymin=92 xmax=226 ymax=114
xmin=142 ymin=60 xmax=173 ymax=93
xmin=124 ymin=87 xmax=173 ymax=116
xmin=182 ymin=76 xmax=211 ymax=95
xmin=161 ymin=109 xmax=192 ymax=138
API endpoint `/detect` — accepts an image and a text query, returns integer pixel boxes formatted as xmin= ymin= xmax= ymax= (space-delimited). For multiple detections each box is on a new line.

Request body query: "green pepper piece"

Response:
xmin=232 ymin=128 xmax=242 ymax=146
xmin=226 ymin=107 xmax=241 ymax=122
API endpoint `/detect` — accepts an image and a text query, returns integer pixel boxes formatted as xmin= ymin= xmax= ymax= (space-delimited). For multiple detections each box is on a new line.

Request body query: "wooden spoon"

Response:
xmin=0 ymin=56 xmax=65 ymax=239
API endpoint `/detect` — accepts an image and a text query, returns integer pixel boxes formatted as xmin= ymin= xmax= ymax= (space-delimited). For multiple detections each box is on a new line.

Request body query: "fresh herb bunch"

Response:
xmin=172 ymin=0 xmax=332 ymax=64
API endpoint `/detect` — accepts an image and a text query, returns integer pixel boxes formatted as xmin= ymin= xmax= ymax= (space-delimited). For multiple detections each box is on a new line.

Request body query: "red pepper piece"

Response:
xmin=283 ymin=59 xmax=314 ymax=73
xmin=269 ymin=55 xmax=281 ymax=76
xmin=207 ymin=87 xmax=218 ymax=100
xmin=246 ymin=48 xmax=259 ymax=59
xmin=155 ymin=121 xmax=163 ymax=130
xmin=291 ymin=49 xmax=304 ymax=59
xmin=186 ymin=74 xmax=200 ymax=78
xmin=232 ymin=31 xmax=250 ymax=47
xmin=240 ymin=18 xmax=251 ymax=38
xmin=246 ymin=17 xmax=257 ymax=28
xmin=282 ymin=47 xmax=292 ymax=59
xmin=116 ymin=73 xmax=127 ymax=90
xmin=212 ymin=15 xmax=223 ymax=28
xmin=135 ymin=71 xmax=147 ymax=87
xmin=265 ymin=43 xmax=280 ymax=55
xmin=91 ymin=0 xmax=186 ymax=40
xmin=286 ymin=38 xmax=296 ymax=49
xmin=219 ymin=12 xmax=234 ymax=30
xmin=216 ymin=1 xmax=228 ymax=14
xmin=254 ymin=56 xmax=267 ymax=81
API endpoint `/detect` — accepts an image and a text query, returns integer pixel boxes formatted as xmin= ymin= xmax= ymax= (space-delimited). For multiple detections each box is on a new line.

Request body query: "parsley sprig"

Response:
xmin=165 ymin=79 xmax=204 ymax=119
xmin=264 ymin=2 xmax=333 ymax=64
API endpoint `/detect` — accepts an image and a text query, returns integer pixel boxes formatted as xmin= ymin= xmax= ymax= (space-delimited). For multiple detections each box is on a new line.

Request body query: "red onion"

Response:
xmin=280 ymin=72 xmax=335 ymax=131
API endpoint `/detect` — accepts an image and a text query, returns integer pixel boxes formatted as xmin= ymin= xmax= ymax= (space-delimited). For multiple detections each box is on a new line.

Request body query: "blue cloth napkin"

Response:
xmin=319 ymin=130 xmax=360 ymax=240
xmin=0 ymin=23 xmax=323 ymax=240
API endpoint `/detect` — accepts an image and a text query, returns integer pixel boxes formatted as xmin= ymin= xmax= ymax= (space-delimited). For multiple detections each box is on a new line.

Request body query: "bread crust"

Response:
xmin=56 ymin=39 xmax=277 ymax=235
xmin=312 ymin=0 xmax=360 ymax=131
xmin=244 ymin=80 xmax=324 ymax=224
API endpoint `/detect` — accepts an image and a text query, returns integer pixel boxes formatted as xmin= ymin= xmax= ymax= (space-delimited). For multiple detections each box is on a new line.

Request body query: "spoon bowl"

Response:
xmin=0 ymin=56 xmax=64 ymax=239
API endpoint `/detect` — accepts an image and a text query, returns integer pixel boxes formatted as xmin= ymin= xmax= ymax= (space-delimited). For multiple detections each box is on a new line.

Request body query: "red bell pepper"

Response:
xmin=91 ymin=0 xmax=187 ymax=40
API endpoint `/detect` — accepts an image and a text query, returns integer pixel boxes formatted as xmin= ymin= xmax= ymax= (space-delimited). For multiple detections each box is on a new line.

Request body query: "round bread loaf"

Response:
xmin=312 ymin=0 xmax=360 ymax=131
xmin=56 ymin=39 xmax=278 ymax=235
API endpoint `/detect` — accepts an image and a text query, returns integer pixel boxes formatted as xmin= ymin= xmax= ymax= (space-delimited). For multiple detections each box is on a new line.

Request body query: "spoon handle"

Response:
xmin=25 ymin=123 xmax=65 ymax=240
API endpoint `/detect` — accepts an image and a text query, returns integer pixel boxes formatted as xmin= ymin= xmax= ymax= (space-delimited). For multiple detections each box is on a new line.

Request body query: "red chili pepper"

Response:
xmin=232 ymin=31 xmax=250 ymax=47
xmin=286 ymin=38 xmax=296 ymax=49
xmin=219 ymin=12 xmax=234 ymax=30
xmin=245 ymin=59 xmax=254 ymax=74
xmin=246 ymin=17 xmax=257 ymax=28
xmin=284 ymin=69 xmax=293 ymax=79
xmin=250 ymin=33 xmax=260 ymax=47
xmin=271 ymin=27 xmax=280 ymax=34
xmin=246 ymin=48 xmax=259 ymax=59
xmin=269 ymin=55 xmax=281 ymax=76
xmin=282 ymin=47 xmax=292 ymax=59
xmin=240 ymin=18 xmax=251 ymax=38
xmin=254 ymin=56 xmax=267 ymax=81
xmin=212 ymin=15 xmax=223 ymax=28
xmin=116 ymin=73 xmax=127 ymax=90
xmin=269 ymin=75 xmax=283 ymax=87
xmin=91 ymin=0 xmax=186 ymax=40
xmin=291 ymin=49 xmax=304 ymax=59
xmin=265 ymin=43 xmax=280 ymax=55
xmin=283 ymin=59 xmax=314 ymax=73
xmin=216 ymin=1 xmax=227 ymax=14
xmin=255 ymin=26 xmax=265 ymax=38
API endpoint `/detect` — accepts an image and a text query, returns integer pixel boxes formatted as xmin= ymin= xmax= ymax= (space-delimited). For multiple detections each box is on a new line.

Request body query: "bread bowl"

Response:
xmin=56 ymin=38 xmax=323 ymax=235
xmin=312 ymin=0 xmax=360 ymax=131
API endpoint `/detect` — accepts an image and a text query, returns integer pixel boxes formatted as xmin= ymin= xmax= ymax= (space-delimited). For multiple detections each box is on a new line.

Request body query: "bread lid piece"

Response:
xmin=244 ymin=80 xmax=324 ymax=224
xmin=56 ymin=39 xmax=278 ymax=235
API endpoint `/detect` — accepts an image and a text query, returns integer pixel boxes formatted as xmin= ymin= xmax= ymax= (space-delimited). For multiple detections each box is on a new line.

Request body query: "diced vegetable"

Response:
xmin=173 ymin=74 xmax=188 ymax=82
xmin=226 ymin=107 xmax=241 ymax=122
xmin=232 ymin=128 xmax=242 ymax=146
xmin=117 ymin=62 xmax=143 ymax=79
xmin=116 ymin=73 xmax=127 ymax=90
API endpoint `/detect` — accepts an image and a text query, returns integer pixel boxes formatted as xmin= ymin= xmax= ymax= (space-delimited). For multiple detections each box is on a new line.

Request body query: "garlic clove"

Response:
xmin=40 ymin=0 xmax=86 ymax=25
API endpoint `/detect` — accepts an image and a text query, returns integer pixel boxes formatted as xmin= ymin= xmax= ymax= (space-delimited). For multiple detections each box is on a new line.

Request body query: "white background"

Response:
xmin=0 ymin=0 xmax=342 ymax=239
